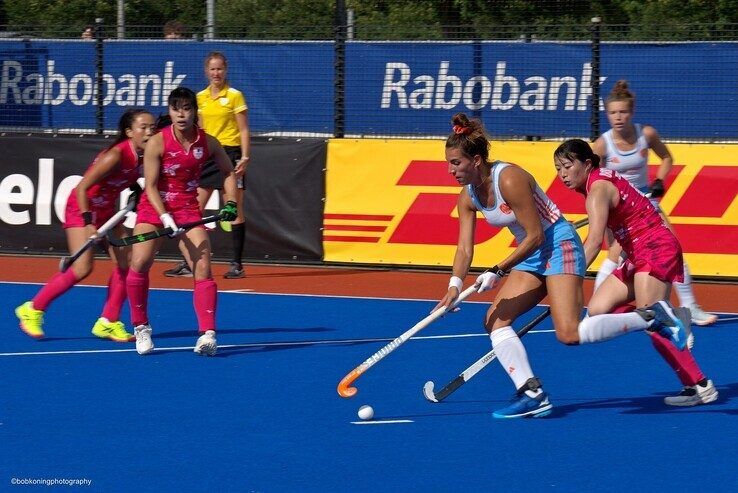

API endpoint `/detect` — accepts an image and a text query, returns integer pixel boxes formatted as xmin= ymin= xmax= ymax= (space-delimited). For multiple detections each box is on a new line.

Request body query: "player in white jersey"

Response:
xmin=592 ymin=80 xmax=717 ymax=327
xmin=435 ymin=113 xmax=693 ymax=419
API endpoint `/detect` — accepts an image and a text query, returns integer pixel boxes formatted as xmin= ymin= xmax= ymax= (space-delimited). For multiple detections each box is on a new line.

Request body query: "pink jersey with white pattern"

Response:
xmin=585 ymin=167 xmax=665 ymax=255
xmin=67 ymin=139 xmax=142 ymax=214
xmin=143 ymin=125 xmax=211 ymax=211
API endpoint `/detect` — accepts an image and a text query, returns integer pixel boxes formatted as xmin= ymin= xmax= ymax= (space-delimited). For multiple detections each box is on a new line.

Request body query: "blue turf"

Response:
xmin=1 ymin=282 xmax=736 ymax=492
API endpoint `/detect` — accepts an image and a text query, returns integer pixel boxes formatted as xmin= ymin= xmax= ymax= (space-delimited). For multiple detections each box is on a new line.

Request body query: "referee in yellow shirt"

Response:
xmin=164 ymin=51 xmax=251 ymax=279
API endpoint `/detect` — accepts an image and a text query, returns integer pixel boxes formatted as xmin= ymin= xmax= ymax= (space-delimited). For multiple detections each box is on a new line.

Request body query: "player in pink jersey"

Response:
xmin=592 ymin=80 xmax=717 ymax=327
xmin=436 ymin=114 xmax=703 ymax=419
xmin=554 ymin=138 xmax=717 ymax=406
xmin=15 ymin=109 xmax=155 ymax=342
xmin=127 ymin=87 xmax=238 ymax=356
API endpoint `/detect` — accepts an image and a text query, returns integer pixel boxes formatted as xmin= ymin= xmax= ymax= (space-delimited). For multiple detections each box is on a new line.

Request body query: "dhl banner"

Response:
xmin=324 ymin=139 xmax=738 ymax=278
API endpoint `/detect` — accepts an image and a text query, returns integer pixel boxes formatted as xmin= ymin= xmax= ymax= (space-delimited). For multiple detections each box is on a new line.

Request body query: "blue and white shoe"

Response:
xmin=645 ymin=301 xmax=689 ymax=351
xmin=492 ymin=391 xmax=553 ymax=419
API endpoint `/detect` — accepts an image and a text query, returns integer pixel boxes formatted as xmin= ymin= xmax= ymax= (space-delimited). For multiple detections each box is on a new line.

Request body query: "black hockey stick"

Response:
xmin=422 ymin=307 xmax=552 ymax=403
xmin=106 ymin=213 xmax=223 ymax=247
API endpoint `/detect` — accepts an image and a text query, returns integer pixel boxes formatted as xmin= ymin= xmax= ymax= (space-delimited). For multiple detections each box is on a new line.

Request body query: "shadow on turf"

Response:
xmin=441 ymin=382 xmax=738 ymax=418
xmin=549 ymin=381 xmax=738 ymax=417
xmin=243 ymin=268 xmax=391 ymax=279
xmin=146 ymin=335 xmax=385 ymax=357
xmin=152 ymin=326 xmax=335 ymax=339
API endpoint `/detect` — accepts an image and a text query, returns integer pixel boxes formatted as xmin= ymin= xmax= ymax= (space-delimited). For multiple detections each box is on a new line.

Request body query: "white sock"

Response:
xmin=594 ymin=258 xmax=619 ymax=292
xmin=673 ymin=262 xmax=696 ymax=307
xmin=490 ymin=326 xmax=537 ymax=394
xmin=577 ymin=312 xmax=651 ymax=344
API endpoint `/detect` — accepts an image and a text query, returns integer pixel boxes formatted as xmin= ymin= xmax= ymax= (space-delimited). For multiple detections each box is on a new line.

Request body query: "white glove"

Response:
xmin=476 ymin=269 xmax=502 ymax=293
xmin=159 ymin=213 xmax=184 ymax=237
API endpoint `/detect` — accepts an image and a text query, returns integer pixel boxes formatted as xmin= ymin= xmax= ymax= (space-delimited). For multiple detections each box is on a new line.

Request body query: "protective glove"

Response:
xmin=219 ymin=200 xmax=238 ymax=221
xmin=159 ymin=212 xmax=184 ymax=237
xmin=649 ymin=178 xmax=665 ymax=198
xmin=475 ymin=266 xmax=508 ymax=293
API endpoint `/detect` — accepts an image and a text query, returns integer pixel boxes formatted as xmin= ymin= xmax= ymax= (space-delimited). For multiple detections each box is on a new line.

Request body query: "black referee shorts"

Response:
xmin=199 ymin=146 xmax=243 ymax=190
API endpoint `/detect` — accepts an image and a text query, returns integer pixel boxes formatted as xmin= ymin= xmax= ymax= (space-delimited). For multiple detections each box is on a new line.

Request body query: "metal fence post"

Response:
xmin=590 ymin=16 xmax=601 ymax=141
xmin=95 ymin=17 xmax=104 ymax=135
xmin=334 ymin=0 xmax=347 ymax=138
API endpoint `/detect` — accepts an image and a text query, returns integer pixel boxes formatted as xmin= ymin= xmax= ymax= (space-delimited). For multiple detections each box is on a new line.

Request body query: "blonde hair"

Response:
xmin=204 ymin=51 xmax=228 ymax=69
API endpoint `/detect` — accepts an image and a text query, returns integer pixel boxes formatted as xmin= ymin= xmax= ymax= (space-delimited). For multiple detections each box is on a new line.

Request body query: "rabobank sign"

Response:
xmin=349 ymin=40 xmax=738 ymax=138
xmin=0 ymin=39 xmax=336 ymax=133
xmin=0 ymin=39 xmax=736 ymax=138
xmin=0 ymin=60 xmax=185 ymax=106
xmin=345 ymin=41 xmax=599 ymax=136
xmin=379 ymin=61 xmax=601 ymax=111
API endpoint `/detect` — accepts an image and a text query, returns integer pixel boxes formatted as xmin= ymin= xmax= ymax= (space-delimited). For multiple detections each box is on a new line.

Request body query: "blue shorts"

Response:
xmin=514 ymin=218 xmax=586 ymax=277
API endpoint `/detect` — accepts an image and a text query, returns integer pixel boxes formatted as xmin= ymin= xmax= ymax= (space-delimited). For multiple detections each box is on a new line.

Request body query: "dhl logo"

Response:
xmin=325 ymin=161 xmax=738 ymax=255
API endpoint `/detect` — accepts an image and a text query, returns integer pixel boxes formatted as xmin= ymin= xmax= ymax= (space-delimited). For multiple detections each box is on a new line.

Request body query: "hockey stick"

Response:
xmin=106 ymin=213 xmax=223 ymax=247
xmin=420 ymin=217 xmax=600 ymax=402
xmin=337 ymin=284 xmax=478 ymax=398
xmin=59 ymin=188 xmax=140 ymax=272
xmin=422 ymin=307 xmax=551 ymax=403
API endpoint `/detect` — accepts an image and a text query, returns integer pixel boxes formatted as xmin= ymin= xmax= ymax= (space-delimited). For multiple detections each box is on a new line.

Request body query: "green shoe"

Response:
xmin=92 ymin=317 xmax=135 ymax=342
xmin=15 ymin=301 xmax=45 ymax=339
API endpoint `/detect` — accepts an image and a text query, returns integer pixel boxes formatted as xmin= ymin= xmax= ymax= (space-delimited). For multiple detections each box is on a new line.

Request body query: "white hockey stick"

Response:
xmin=337 ymin=284 xmax=478 ymax=398
xmin=59 ymin=188 xmax=140 ymax=272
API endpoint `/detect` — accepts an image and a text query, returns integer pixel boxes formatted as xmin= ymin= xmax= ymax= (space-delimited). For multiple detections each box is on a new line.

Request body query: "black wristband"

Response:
xmin=490 ymin=265 xmax=509 ymax=277
xmin=81 ymin=211 xmax=93 ymax=226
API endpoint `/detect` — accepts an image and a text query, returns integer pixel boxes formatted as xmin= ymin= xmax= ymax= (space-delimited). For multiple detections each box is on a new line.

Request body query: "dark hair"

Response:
xmin=108 ymin=108 xmax=152 ymax=149
xmin=155 ymin=113 xmax=172 ymax=130
xmin=445 ymin=113 xmax=490 ymax=164
xmin=163 ymin=20 xmax=185 ymax=38
xmin=167 ymin=86 xmax=197 ymax=112
xmin=605 ymin=79 xmax=635 ymax=110
xmin=553 ymin=139 xmax=601 ymax=168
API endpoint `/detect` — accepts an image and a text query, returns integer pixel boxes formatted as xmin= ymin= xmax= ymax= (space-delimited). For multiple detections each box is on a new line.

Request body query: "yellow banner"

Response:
xmin=324 ymin=139 xmax=738 ymax=277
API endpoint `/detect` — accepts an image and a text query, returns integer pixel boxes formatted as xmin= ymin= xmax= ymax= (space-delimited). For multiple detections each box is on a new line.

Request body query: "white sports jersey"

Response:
xmin=602 ymin=124 xmax=649 ymax=189
xmin=466 ymin=161 xmax=561 ymax=244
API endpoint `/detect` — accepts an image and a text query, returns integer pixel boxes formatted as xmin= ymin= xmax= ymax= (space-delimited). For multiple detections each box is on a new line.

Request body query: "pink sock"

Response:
xmin=649 ymin=332 xmax=705 ymax=386
xmin=127 ymin=268 xmax=150 ymax=326
xmin=32 ymin=269 xmax=79 ymax=311
xmin=193 ymin=278 xmax=217 ymax=333
xmin=101 ymin=267 xmax=128 ymax=321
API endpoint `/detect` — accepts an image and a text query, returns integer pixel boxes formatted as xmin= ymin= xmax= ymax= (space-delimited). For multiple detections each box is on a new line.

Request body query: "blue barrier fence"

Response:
xmin=1 ymin=39 xmax=736 ymax=140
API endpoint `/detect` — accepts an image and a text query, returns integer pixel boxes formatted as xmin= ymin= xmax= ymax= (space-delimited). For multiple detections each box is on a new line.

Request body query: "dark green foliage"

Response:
xmin=2 ymin=0 xmax=738 ymax=40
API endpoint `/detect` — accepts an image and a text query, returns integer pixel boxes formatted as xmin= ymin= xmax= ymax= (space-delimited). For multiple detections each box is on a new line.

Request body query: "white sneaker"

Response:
xmin=194 ymin=330 xmax=217 ymax=356
xmin=689 ymin=304 xmax=718 ymax=326
xmin=664 ymin=379 xmax=718 ymax=406
xmin=134 ymin=324 xmax=154 ymax=355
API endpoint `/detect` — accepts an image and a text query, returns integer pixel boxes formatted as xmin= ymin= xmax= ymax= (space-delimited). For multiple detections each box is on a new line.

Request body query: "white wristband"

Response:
xmin=448 ymin=276 xmax=464 ymax=291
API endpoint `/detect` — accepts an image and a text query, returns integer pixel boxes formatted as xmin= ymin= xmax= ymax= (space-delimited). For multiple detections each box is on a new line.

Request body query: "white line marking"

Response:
xmin=351 ymin=419 xmax=413 ymax=425
xmin=3 ymin=280 xmax=737 ymax=314
xmin=4 ymin=318 xmax=736 ymax=358
xmin=0 ymin=331 xmax=547 ymax=357
xmin=0 ymin=280 xmax=488 ymax=305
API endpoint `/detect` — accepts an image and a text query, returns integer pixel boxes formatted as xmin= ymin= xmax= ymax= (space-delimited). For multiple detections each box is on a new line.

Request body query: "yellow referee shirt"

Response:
xmin=196 ymin=85 xmax=248 ymax=147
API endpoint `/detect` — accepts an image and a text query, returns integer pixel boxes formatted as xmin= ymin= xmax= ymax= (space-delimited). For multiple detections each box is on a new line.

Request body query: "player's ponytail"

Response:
xmin=107 ymin=108 xmax=152 ymax=150
xmin=605 ymin=79 xmax=635 ymax=110
xmin=445 ymin=113 xmax=490 ymax=164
